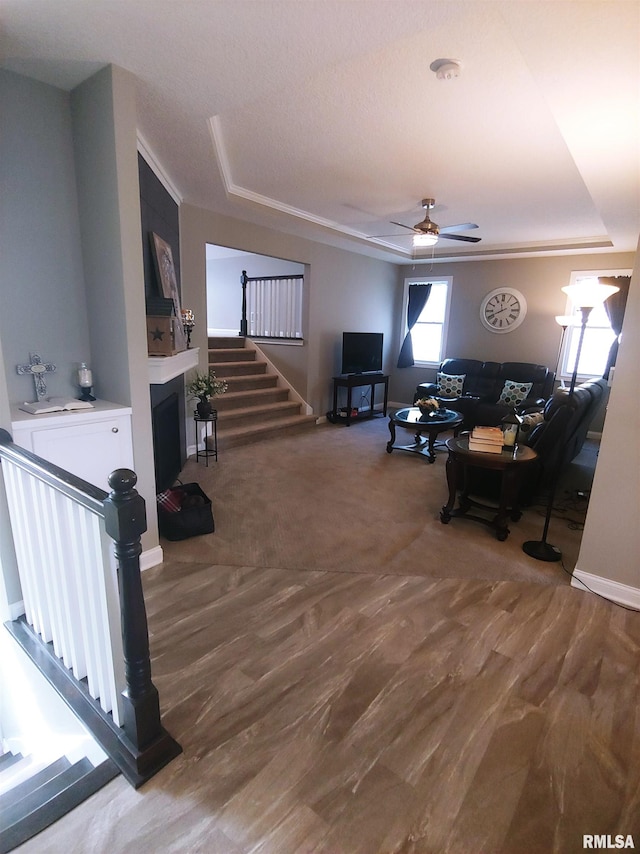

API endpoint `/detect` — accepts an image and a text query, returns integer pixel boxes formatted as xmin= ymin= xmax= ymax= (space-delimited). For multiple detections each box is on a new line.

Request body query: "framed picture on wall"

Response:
xmin=150 ymin=232 xmax=186 ymax=352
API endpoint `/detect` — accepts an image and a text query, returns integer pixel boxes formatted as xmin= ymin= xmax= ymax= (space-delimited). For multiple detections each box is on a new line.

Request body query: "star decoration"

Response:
xmin=151 ymin=327 xmax=165 ymax=341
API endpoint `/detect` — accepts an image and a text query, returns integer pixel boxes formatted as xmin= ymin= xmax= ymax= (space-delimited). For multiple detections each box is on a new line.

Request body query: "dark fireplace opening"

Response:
xmin=151 ymin=377 xmax=186 ymax=493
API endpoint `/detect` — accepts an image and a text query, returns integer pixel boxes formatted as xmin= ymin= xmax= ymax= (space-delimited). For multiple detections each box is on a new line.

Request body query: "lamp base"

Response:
xmin=522 ymin=540 xmax=562 ymax=562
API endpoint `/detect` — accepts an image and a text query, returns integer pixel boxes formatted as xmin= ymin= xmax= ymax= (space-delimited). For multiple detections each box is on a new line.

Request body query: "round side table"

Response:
xmin=440 ymin=435 xmax=537 ymax=540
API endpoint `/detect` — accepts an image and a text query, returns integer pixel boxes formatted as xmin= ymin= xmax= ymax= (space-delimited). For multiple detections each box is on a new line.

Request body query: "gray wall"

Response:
xmin=390 ymin=252 xmax=635 ymax=409
xmin=0 ymin=67 xmax=159 ymax=614
xmin=0 ymin=70 xmax=91 ymax=402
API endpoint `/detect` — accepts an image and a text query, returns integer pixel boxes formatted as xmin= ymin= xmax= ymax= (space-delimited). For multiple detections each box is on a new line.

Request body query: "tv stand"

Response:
xmin=329 ymin=373 xmax=389 ymax=426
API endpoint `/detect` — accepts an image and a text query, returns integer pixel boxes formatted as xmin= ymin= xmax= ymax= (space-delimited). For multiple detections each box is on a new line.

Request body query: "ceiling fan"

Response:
xmin=373 ymin=198 xmax=481 ymax=246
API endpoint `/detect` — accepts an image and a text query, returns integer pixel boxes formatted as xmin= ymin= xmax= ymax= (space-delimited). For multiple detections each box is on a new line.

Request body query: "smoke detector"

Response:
xmin=430 ymin=58 xmax=462 ymax=80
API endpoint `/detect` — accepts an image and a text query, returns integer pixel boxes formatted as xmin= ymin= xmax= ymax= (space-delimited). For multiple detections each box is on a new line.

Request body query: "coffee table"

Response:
xmin=440 ymin=435 xmax=537 ymax=540
xmin=386 ymin=407 xmax=464 ymax=463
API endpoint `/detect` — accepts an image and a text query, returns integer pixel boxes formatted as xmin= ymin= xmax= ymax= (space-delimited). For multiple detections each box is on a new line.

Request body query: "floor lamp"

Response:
xmin=522 ymin=280 xmax=620 ymax=562
xmin=553 ymin=315 xmax=575 ymax=388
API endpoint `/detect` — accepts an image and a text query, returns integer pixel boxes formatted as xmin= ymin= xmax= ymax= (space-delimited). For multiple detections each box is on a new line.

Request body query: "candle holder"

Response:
xmin=182 ymin=309 xmax=195 ymax=349
xmin=78 ymin=362 xmax=96 ymax=401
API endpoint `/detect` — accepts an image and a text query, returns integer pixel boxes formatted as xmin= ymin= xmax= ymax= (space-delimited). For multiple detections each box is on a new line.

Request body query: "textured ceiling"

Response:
xmin=1 ymin=0 xmax=639 ymax=264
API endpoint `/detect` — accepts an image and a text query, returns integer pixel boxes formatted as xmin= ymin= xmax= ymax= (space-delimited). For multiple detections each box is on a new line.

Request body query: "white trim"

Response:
xmin=8 ymin=599 xmax=25 ymax=621
xmin=140 ymin=545 xmax=163 ymax=572
xmin=571 ymin=569 xmax=640 ymax=610
xmin=208 ymin=327 xmax=239 ymax=337
xmin=137 ymin=132 xmax=182 ymax=204
xmin=208 ymin=116 xmax=393 ymax=247
xmin=245 ymin=339 xmax=313 ymax=415
xmin=148 ymin=347 xmax=200 ymax=385
xmin=558 ymin=267 xmax=631 ymax=380
xmin=401 ymin=276 xmax=453 ymax=365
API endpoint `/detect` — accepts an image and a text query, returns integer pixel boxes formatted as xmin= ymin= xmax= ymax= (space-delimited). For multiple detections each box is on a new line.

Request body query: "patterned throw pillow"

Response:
xmin=437 ymin=372 xmax=466 ymax=398
xmin=498 ymin=380 xmax=533 ymax=406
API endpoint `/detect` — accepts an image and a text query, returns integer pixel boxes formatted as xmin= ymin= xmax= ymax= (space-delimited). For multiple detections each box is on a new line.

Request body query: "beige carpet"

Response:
xmin=160 ymin=417 xmax=588 ymax=586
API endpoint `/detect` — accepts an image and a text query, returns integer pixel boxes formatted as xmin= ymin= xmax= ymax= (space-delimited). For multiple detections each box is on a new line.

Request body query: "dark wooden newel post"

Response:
xmin=103 ymin=469 xmax=181 ymax=781
xmin=240 ymin=269 xmax=248 ymax=336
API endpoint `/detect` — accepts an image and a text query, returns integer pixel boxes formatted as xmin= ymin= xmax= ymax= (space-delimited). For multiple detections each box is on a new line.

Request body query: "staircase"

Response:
xmin=0 ymin=750 xmax=118 ymax=852
xmin=207 ymin=337 xmax=317 ymax=449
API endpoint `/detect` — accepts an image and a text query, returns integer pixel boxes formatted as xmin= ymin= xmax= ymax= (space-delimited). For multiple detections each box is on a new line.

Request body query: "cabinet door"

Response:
xmin=30 ymin=416 xmax=134 ymax=491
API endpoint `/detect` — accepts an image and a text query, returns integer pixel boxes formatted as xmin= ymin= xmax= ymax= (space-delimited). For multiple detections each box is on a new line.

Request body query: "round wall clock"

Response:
xmin=480 ymin=287 xmax=527 ymax=333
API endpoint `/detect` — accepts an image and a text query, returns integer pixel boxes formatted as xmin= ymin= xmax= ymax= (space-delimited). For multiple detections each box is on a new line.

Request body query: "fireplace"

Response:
xmin=150 ymin=376 xmax=186 ymax=493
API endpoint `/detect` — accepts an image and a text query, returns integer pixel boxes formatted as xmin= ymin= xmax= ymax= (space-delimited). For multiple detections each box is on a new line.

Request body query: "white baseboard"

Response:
xmin=8 ymin=600 xmax=25 ymax=621
xmin=140 ymin=545 xmax=164 ymax=572
xmin=571 ymin=569 xmax=640 ymax=609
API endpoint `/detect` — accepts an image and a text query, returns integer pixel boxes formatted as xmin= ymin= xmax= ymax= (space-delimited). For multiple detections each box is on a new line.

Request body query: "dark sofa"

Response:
xmin=415 ymin=358 xmax=555 ymax=428
xmin=520 ymin=378 xmax=607 ymax=497
xmin=464 ymin=378 xmax=607 ymax=505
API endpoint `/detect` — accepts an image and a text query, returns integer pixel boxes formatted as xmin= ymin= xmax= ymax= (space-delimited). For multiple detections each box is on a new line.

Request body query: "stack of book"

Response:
xmin=468 ymin=426 xmax=504 ymax=453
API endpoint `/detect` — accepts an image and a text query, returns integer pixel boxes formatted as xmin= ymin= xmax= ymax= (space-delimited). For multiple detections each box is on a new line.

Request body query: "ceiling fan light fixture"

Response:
xmin=413 ymin=232 xmax=439 ymax=247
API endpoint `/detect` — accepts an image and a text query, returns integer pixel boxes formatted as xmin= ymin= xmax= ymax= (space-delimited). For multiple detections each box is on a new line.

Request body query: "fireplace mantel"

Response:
xmin=148 ymin=347 xmax=200 ymax=385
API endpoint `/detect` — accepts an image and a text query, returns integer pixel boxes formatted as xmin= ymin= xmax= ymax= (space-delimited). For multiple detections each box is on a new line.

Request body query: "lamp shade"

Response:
xmin=561 ymin=281 xmax=619 ymax=308
xmin=554 ymin=314 xmax=576 ymax=328
xmin=413 ymin=232 xmax=439 ymax=248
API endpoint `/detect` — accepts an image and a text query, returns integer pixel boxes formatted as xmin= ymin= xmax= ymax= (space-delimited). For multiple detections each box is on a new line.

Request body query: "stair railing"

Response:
xmin=0 ymin=429 xmax=181 ymax=787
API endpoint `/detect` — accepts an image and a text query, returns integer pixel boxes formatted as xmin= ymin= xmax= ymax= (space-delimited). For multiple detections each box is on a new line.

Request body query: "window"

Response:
xmin=401 ymin=277 xmax=452 ymax=364
xmin=559 ymin=269 xmax=631 ymax=380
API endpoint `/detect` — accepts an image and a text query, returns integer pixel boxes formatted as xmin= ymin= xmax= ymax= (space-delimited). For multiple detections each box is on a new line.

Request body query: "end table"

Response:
xmin=194 ymin=410 xmax=218 ymax=465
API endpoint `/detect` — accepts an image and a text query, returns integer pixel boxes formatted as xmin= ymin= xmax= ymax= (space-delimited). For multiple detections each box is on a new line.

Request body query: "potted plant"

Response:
xmin=187 ymin=370 xmax=228 ymax=418
xmin=415 ymin=396 xmax=442 ymax=417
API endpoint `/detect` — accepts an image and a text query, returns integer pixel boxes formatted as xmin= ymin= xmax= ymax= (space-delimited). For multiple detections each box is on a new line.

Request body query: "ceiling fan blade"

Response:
xmin=439 ymin=233 xmax=482 ymax=243
xmin=369 ymin=233 xmax=413 ymax=238
xmin=439 ymin=222 xmax=478 ymax=234
xmin=389 ymin=221 xmax=417 ymax=232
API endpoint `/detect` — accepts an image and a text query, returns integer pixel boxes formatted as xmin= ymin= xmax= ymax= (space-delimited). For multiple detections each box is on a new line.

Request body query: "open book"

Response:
xmin=19 ymin=397 xmax=95 ymax=415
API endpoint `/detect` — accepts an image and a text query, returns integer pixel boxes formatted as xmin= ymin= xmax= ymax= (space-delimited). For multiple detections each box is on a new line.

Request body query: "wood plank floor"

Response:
xmin=17 ymin=559 xmax=640 ymax=854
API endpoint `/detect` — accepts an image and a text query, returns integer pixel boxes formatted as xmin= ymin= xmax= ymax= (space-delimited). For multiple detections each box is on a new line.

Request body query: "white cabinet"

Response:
xmin=10 ymin=401 xmax=134 ymax=491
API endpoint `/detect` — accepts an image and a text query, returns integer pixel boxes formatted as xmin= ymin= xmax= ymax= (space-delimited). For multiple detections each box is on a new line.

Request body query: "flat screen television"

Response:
xmin=341 ymin=332 xmax=383 ymax=375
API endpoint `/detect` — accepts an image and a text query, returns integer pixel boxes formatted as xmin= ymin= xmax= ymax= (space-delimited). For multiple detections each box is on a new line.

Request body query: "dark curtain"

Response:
xmin=599 ymin=275 xmax=630 ymax=378
xmin=397 ymin=283 xmax=432 ymax=368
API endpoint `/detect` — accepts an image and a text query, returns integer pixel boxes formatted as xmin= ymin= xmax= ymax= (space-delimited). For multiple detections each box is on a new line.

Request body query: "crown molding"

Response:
xmin=137 ymin=132 xmax=182 ymax=205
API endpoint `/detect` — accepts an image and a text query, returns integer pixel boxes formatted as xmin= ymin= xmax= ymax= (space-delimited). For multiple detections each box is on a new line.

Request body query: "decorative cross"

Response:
xmin=16 ymin=352 xmax=57 ymax=401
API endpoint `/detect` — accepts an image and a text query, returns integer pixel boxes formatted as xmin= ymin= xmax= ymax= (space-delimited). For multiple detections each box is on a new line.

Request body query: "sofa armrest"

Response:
xmin=516 ymin=397 xmax=546 ymax=415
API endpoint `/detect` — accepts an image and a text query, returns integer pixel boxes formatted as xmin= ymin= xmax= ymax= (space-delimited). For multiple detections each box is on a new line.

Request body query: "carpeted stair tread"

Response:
xmin=222 ymin=374 xmax=279 ymax=391
xmin=216 ymin=400 xmax=303 ymax=425
xmin=214 ymin=387 xmax=290 ymax=409
xmin=212 ymin=361 xmax=268 ymax=377
xmin=208 ymin=348 xmax=257 ymax=362
xmin=207 ymin=337 xmax=246 ymax=349
xmin=215 ymin=413 xmax=317 ymax=447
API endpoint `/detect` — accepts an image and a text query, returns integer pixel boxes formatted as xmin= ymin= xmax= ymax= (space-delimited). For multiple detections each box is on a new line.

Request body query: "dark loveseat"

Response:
xmin=415 ymin=358 xmax=555 ymax=428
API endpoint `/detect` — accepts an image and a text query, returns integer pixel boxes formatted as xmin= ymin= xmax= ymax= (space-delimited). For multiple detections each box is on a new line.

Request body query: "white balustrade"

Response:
xmin=2 ymin=458 xmax=125 ymax=725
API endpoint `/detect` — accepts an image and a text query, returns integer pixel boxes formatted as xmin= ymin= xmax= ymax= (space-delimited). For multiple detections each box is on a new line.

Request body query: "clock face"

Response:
xmin=480 ymin=288 xmax=527 ymax=333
